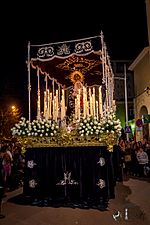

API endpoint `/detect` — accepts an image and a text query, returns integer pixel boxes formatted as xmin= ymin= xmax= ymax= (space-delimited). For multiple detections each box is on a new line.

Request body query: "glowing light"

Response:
xmin=11 ymin=105 xmax=16 ymax=110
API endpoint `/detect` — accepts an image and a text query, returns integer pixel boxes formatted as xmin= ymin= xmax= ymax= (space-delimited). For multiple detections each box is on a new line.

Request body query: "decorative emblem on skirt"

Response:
xmin=96 ymin=179 xmax=106 ymax=189
xmin=27 ymin=160 xmax=37 ymax=168
xmin=97 ymin=157 xmax=105 ymax=166
xmin=29 ymin=179 xmax=37 ymax=188
xmin=56 ymin=171 xmax=78 ymax=185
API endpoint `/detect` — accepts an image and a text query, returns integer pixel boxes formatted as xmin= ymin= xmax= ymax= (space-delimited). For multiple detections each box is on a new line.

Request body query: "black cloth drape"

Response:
xmin=112 ymin=145 xmax=124 ymax=182
xmin=23 ymin=145 xmax=115 ymax=210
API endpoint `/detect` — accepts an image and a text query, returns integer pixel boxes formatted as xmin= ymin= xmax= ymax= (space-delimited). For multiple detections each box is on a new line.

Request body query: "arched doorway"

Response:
xmin=140 ymin=106 xmax=149 ymax=140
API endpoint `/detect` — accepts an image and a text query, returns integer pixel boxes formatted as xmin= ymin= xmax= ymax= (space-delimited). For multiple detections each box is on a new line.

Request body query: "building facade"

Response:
xmin=129 ymin=0 xmax=150 ymax=140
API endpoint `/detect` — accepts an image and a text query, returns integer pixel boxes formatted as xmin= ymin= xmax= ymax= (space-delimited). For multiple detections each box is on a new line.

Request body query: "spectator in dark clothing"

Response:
xmin=0 ymin=151 xmax=4 ymax=187
xmin=113 ymin=144 xmax=124 ymax=182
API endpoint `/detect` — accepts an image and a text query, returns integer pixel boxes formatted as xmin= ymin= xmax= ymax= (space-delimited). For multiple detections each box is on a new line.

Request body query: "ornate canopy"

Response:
xmin=30 ymin=35 xmax=103 ymax=87
xmin=27 ymin=33 xmax=115 ymax=122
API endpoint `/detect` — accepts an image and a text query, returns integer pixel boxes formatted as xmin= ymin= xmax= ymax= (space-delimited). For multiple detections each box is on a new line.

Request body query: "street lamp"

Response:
xmin=114 ymin=64 xmax=129 ymax=141
xmin=11 ymin=105 xmax=17 ymax=116
xmin=11 ymin=105 xmax=16 ymax=110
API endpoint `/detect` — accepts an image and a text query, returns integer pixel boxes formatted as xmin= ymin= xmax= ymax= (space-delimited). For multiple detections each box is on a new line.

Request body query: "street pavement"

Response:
xmin=0 ymin=176 xmax=150 ymax=225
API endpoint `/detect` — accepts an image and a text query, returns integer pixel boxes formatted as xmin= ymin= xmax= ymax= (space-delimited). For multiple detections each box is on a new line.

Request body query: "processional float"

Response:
xmin=12 ymin=32 xmax=121 ymax=149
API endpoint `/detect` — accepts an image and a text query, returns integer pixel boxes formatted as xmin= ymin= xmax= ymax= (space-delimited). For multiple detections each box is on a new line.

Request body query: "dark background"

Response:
xmin=0 ymin=0 xmax=148 ymax=117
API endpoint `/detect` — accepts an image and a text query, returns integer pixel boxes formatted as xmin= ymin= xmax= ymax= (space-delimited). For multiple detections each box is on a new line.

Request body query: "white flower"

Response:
xmin=11 ymin=118 xmax=60 ymax=137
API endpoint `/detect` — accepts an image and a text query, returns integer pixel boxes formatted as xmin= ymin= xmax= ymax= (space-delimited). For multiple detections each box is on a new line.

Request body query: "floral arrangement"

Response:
xmin=76 ymin=110 xmax=122 ymax=151
xmin=11 ymin=117 xmax=59 ymax=137
xmin=77 ymin=110 xmax=122 ymax=139
xmin=11 ymin=111 xmax=122 ymax=151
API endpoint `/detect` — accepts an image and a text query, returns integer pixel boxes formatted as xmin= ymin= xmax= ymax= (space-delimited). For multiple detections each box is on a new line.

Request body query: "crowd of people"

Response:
xmin=0 ymin=140 xmax=25 ymax=194
xmin=117 ymin=138 xmax=150 ymax=178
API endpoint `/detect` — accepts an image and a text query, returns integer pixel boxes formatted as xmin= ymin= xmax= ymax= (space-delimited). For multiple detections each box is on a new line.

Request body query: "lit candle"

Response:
xmin=99 ymin=86 xmax=103 ymax=118
xmin=89 ymin=87 xmax=91 ymax=99
xmin=90 ymin=96 xmax=93 ymax=116
xmin=92 ymin=87 xmax=95 ymax=117
xmin=60 ymin=100 xmax=63 ymax=121
xmin=54 ymin=96 xmax=57 ymax=122
xmin=52 ymin=98 xmax=55 ymax=121
xmin=75 ymin=98 xmax=77 ymax=120
xmin=78 ymin=89 xmax=80 ymax=121
xmin=47 ymin=89 xmax=50 ymax=119
xmin=61 ymin=89 xmax=65 ymax=120
xmin=83 ymin=86 xmax=86 ymax=118
xmin=96 ymin=100 xmax=98 ymax=120
xmin=44 ymin=91 xmax=47 ymax=119
xmin=49 ymin=92 xmax=52 ymax=119
xmin=37 ymin=92 xmax=41 ymax=120
xmin=113 ymin=100 xmax=116 ymax=112
xmin=56 ymin=89 xmax=58 ymax=120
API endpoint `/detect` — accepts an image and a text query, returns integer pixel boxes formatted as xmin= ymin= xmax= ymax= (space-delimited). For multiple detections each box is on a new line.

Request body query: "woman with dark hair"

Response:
xmin=2 ymin=149 xmax=12 ymax=192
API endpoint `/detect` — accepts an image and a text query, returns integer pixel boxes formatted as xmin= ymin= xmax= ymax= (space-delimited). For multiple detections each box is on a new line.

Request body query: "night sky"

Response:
xmin=0 ymin=0 xmax=148 ymax=117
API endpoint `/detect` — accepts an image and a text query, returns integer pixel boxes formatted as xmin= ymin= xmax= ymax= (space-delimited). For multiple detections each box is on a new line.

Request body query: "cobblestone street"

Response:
xmin=0 ymin=177 xmax=150 ymax=225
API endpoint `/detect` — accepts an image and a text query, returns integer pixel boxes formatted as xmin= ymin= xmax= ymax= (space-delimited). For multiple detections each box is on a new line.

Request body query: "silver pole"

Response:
xmin=27 ymin=41 xmax=31 ymax=122
xmin=100 ymin=31 xmax=105 ymax=84
xmin=37 ymin=67 xmax=41 ymax=120
xmin=114 ymin=64 xmax=129 ymax=141
xmin=124 ymin=64 xmax=129 ymax=141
